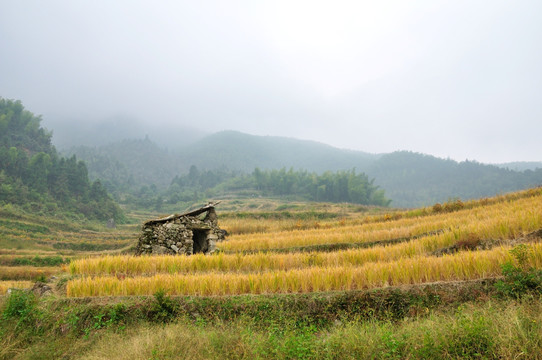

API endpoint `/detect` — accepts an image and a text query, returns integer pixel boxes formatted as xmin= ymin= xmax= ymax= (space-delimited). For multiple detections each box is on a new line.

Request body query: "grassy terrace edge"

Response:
xmin=6 ymin=277 xmax=539 ymax=359
xmin=2 ymin=278 xmax=499 ymax=329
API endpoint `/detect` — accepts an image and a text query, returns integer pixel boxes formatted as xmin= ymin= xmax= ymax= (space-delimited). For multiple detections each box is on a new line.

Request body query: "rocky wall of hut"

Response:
xmin=135 ymin=211 xmax=225 ymax=255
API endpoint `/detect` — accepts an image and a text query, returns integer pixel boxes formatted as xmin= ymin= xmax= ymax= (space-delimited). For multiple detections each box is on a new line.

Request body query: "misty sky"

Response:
xmin=1 ymin=1 xmax=541 ymax=163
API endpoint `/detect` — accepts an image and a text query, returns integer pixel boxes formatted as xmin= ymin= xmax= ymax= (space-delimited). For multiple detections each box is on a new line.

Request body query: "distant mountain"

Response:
xmin=65 ymin=131 xmax=380 ymax=192
xmin=176 ymin=131 xmax=380 ymax=173
xmin=367 ymin=152 xmax=542 ymax=207
xmin=64 ymin=130 xmax=542 ymax=208
xmin=64 ymin=137 xmax=186 ymax=191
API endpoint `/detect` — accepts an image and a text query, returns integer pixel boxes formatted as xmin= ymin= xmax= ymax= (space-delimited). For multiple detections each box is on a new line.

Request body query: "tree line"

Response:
xmin=162 ymin=166 xmax=390 ymax=207
xmin=250 ymin=168 xmax=390 ymax=205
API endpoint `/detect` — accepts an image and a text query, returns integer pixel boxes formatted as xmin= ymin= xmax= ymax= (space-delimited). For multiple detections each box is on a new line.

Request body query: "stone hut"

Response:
xmin=135 ymin=202 xmax=226 ymax=256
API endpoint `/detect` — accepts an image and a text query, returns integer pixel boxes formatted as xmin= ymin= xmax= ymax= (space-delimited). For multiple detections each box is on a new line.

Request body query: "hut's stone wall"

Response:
xmin=135 ymin=206 xmax=226 ymax=256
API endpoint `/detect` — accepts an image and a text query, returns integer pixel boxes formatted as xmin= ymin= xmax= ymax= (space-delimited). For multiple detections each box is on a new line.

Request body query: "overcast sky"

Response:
xmin=1 ymin=1 xmax=541 ymax=163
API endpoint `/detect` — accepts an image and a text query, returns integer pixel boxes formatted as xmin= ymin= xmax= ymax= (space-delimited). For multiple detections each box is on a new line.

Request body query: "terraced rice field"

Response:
xmin=0 ymin=206 xmax=139 ymax=292
xmin=67 ymin=188 xmax=542 ymax=297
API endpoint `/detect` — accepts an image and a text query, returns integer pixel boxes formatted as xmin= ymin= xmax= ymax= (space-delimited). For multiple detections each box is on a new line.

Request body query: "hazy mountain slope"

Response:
xmin=64 ymin=137 xmax=186 ymax=190
xmin=0 ymin=98 xmax=123 ymax=221
xmin=179 ymin=132 xmax=542 ymax=207
xmin=369 ymin=151 xmax=542 ymax=208
xmin=495 ymin=161 xmax=542 ymax=171
xmin=177 ymin=131 xmax=380 ymax=173
xmin=62 ymin=130 xmax=542 ymax=208
xmin=66 ymin=131 xmax=380 ymax=192
xmin=46 ymin=115 xmax=208 ymax=150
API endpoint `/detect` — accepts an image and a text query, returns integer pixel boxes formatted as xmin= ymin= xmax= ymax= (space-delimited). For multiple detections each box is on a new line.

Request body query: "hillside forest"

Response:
xmin=0 ymin=98 xmax=124 ymax=222
xmin=64 ymin=132 xmax=542 ymax=210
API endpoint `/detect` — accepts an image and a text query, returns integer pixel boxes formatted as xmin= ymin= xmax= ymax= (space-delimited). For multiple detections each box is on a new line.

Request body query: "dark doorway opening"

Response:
xmin=192 ymin=229 xmax=209 ymax=254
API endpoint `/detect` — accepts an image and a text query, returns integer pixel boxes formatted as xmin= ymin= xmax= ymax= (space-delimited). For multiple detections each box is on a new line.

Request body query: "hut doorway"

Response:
xmin=192 ymin=229 xmax=209 ymax=254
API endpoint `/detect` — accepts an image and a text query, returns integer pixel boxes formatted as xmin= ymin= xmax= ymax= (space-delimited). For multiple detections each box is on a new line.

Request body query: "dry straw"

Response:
xmin=70 ymin=194 xmax=542 ymax=276
xmin=67 ymin=244 xmax=542 ymax=297
xmin=67 ymin=189 xmax=542 ymax=297
xmin=221 ymin=193 xmax=542 ymax=251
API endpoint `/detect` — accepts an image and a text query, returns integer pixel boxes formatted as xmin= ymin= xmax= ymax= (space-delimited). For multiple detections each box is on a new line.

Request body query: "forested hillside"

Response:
xmin=368 ymin=152 xmax=542 ymax=207
xmin=0 ymin=98 xmax=123 ymax=221
xmin=64 ymin=131 xmax=542 ymax=209
xmin=64 ymin=137 xmax=185 ymax=193
xmin=64 ymin=131 xmax=379 ymax=192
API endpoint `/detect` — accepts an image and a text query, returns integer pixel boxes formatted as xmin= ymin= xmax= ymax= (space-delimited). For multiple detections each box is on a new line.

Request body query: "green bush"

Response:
xmin=495 ymin=245 xmax=542 ymax=298
xmin=149 ymin=289 xmax=178 ymax=323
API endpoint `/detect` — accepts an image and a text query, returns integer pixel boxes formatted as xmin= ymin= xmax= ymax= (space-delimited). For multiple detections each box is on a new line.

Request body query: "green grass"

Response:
xmin=3 ymin=286 xmax=542 ymax=359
